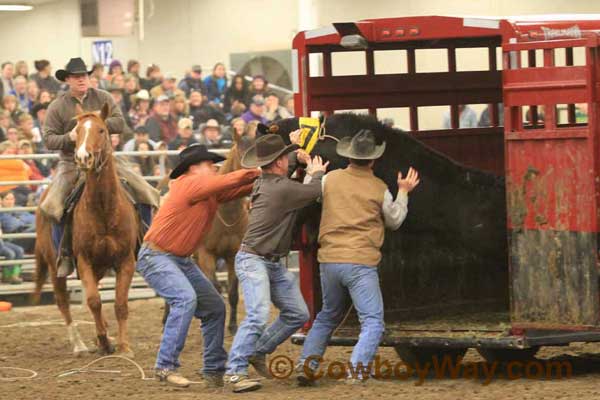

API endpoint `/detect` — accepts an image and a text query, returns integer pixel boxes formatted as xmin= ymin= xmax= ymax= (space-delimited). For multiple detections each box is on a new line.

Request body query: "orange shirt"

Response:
xmin=144 ymin=168 xmax=260 ymax=257
xmin=0 ymin=159 xmax=29 ymax=192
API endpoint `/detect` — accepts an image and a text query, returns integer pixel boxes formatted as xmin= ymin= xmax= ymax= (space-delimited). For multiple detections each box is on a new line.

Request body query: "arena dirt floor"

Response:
xmin=3 ymin=297 xmax=600 ymax=399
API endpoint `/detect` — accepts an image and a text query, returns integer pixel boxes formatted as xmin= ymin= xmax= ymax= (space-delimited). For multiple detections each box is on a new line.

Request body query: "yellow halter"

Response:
xmin=298 ymin=117 xmax=321 ymax=155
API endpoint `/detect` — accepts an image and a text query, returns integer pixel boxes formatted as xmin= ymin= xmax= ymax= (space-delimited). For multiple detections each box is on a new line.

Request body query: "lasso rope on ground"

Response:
xmin=0 ymin=367 xmax=38 ymax=381
xmin=56 ymin=355 xmax=207 ymax=384
xmin=0 ymin=320 xmax=93 ymax=329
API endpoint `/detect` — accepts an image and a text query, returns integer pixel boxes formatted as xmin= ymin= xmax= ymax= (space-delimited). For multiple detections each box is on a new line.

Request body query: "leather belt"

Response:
xmin=240 ymin=245 xmax=281 ymax=263
xmin=143 ymin=241 xmax=169 ymax=253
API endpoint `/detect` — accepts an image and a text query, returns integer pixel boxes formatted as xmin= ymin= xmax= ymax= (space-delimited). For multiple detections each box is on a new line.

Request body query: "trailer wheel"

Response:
xmin=394 ymin=345 xmax=467 ymax=372
xmin=476 ymin=347 xmax=540 ymax=363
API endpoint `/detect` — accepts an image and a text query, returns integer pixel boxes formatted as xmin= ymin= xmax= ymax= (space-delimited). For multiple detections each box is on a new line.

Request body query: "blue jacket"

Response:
xmin=0 ymin=212 xmax=35 ymax=233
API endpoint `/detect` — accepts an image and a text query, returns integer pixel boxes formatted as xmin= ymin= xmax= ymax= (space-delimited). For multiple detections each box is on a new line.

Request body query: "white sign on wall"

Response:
xmin=92 ymin=40 xmax=113 ymax=66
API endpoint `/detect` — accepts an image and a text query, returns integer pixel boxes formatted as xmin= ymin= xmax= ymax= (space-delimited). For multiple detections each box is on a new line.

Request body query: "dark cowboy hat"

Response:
xmin=169 ymin=143 xmax=226 ymax=179
xmin=55 ymin=57 xmax=93 ymax=82
xmin=241 ymin=134 xmax=299 ymax=168
xmin=336 ymin=129 xmax=386 ymax=160
xmin=30 ymin=102 xmax=49 ymax=117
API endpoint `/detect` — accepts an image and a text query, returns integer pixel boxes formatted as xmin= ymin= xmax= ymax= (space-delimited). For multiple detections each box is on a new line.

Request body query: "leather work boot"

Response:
xmin=248 ymin=353 xmax=272 ymax=379
xmin=200 ymin=372 xmax=225 ymax=388
xmin=155 ymin=369 xmax=190 ymax=388
xmin=294 ymin=363 xmax=318 ymax=387
xmin=224 ymin=374 xmax=262 ymax=393
xmin=56 ymin=256 xmax=74 ymax=278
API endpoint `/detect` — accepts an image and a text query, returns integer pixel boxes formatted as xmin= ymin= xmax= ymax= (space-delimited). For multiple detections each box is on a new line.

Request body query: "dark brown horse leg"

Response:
xmin=226 ymin=255 xmax=239 ymax=335
xmin=78 ymin=257 xmax=114 ymax=355
xmin=51 ymin=268 xmax=89 ymax=355
xmin=115 ymin=256 xmax=135 ymax=357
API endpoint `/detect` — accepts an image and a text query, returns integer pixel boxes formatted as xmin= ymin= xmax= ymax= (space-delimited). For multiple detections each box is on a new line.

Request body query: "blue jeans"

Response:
xmin=299 ymin=263 xmax=384 ymax=376
xmin=136 ymin=244 xmax=227 ymax=373
xmin=226 ymin=251 xmax=309 ymax=375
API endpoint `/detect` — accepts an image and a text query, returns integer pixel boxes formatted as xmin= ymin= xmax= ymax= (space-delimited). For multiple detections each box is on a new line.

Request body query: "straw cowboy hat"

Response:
xmin=336 ymin=129 xmax=386 ymax=160
xmin=55 ymin=58 xmax=93 ymax=82
xmin=241 ymin=134 xmax=299 ymax=168
xmin=169 ymin=144 xmax=225 ymax=179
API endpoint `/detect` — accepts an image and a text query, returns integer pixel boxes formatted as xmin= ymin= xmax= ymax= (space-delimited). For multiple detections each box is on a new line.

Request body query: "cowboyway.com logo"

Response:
xmin=268 ymin=354 xmax=573 ymax=385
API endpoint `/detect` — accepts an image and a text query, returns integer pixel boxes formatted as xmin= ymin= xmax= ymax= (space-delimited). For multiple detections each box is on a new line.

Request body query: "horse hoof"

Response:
xmin=97 ymin=335 xmax=115 ymax=355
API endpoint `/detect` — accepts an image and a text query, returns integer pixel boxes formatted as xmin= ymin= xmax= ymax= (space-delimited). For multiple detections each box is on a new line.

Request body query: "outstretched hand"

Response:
xmin=289 ymin=129 xmax=301 ymax=145
xmin=306 ymin=155 xmax=329 ymax=176
xmin=398 ymin=167 xmax=420 ymax=193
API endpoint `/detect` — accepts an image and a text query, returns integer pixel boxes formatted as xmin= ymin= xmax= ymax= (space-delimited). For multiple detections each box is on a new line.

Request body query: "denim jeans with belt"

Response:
xmin=226 ymin=251 xmax=310 ymax=375
xmin=298 ymin=263 xmax=384 ymax=377
xmin=136 ymin=244 xmax=227 ymax=373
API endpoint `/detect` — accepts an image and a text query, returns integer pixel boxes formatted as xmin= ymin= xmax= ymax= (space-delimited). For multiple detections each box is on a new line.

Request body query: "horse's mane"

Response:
xmin=325 ymin=113 xmax=504 ymax=189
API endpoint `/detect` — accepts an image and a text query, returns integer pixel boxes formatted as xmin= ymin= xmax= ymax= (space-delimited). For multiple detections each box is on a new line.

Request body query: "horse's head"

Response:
xmin=73 ymin=103 xmax=111 ymax=172
xmin=222 ymin=133 xmax=255 ymax=174
xmin=263 ymin=114 xmax=388 ymax=171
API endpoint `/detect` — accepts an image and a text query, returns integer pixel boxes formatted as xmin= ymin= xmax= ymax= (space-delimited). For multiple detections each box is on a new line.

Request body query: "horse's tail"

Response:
xmin=32 ymin=247 xmax=48 ymax=305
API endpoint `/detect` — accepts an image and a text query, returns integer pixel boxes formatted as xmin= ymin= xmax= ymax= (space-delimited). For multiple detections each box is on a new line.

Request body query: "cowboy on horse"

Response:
xmin=40 ymin=57 xmax=160 ymax=277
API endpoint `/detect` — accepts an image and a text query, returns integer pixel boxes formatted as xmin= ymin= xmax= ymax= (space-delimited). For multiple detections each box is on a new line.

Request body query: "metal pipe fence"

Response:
xmin=0 ymin=148 xmax=231 ymax=240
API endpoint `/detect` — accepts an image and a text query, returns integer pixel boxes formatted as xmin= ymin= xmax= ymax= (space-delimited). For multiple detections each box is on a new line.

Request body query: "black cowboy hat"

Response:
xmin=241 ymin=134 xmax=299 ymax=168
xmin=336 ymin=129 xmax=386 ymax=160
xmin=55 ymin=57 xmax=93 ymax=82
xmin=170 ymin=143 xmax=226 ymax=179
xmin=30 ymin=102 xmax=49 ymax=117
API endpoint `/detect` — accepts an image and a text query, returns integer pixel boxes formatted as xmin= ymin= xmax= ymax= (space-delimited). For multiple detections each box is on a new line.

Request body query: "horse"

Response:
xmin=161 ymin=134 xmax=254 ymax=335
xmin=33 ymin=103 xmax=138 ymax=357
xmin=265 ymin=113 xmax=508 ymax=316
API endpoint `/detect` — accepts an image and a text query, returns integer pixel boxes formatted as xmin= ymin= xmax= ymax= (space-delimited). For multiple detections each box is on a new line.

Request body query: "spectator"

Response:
xmin=128 ymin=89 xmax=151 ymax=128
xmin=229 ymin=101 xmax=246 ymax=120
xmin=0 ymin=141 xmax=32 ymax=204
xmin=37 ymin=89 xmax=52 ymax=104
xmin=230 ymin=117 xmax=246 ymax=141
xmin=197 ymin=118 xmax=227 ymax=148
xmin=89 ymin=76 xmax=99 ymax=89
xmin=123 ymin=74 xmax=139 ymax=112
xmin=0 ymin=110 xmax=11 ymax=142
xmin=3 ymin=95 xmax=23 ymax=123
xmin=150 ymin=73 xmax=184 ymax=99
xmin=283 ymin=94 xmax=294 ymax=115
xmin=111 ymin=74 xmax=126 ymax=90
xmin=246 ymin=75 xmax=268 ymax=102
xmin=178 ymin=65 xmax=206 ymax=97
xmin=140 ymin=64 xmax=162 ymax=91
xmin=0 ymin=61 xmax=15 ymax=98
xmin=107 ymin=59 xmax=123 ymax=81
xmin=224 ymin=74 xmax=249 ymax=114
xmin=188 ymin=90 xmax=226 ymax=128
xmin=90 ymin=63 xmax=108 ymax=90
xmin=110 ymin=134 xmax=122 ymax=151
xmin=133 ymin=141 xmax=156 ymax=177
xmin=0 ymin=223 xmax=24 ymax=285
xmin=145 ymin=95 xmax=178 ymax=143
xmin=241 ymin=95 xmax=268 ymax=124
xmin=478 ymin=104 xmax=504 ymax=127
xmin=168 ymin=117 xmax=198 ymax=151
xmin=123 ymin=126 xmax=157 ymax=152
xmin=17 ymin=114 xmax=42 ymax=147
xmin=171 ymin=94 xmax=189 ymax=121
xmin=127 ymin=59 xmax=141 ymax=78
xmin=30 ymin=60 xmax=61 ymax=95
xmin=108 ymin=86 xmax=128 ymax=117
xmin=26 ymin=80 xmax=39 ymax=107
xmin=245 ymin=120 xmax=259 ymax=139
xmin=3 ymin=127 xmax=19 ymax=152
xmin=14 ymin=61 xmax=28 ymax=79
xmin=204 ymin=62 xmax=228 ymax=106
xmin=18 ymin=140 xmax=47 ymax=178
xmin=0 ymin=188 xmax=35 ymax=254
xmin=10 ymin=76 xmax=31 ymax=112
xmin=264 ymin=92 xmax=292 ymax=122
xmin=442 ymin=105 xmax=478 ymax=129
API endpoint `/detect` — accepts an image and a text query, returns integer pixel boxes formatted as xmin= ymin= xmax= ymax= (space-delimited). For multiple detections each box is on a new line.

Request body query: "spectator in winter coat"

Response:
xmin=224 ymin=74 xmax=249 ymax=114
xmin=188 ymin=90 xmax=226 ymax=129
xmin=145 ymin=95 xmax=178 ymax=144
xmin=178 ymin=65 xmax=207 ymax=97
xmin=204 ymin=63 xmax=228 ymax=107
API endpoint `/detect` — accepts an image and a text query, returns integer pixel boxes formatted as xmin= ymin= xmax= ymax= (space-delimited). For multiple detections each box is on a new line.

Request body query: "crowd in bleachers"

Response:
xmin=0 ymin=58 xmax=295 ymax=284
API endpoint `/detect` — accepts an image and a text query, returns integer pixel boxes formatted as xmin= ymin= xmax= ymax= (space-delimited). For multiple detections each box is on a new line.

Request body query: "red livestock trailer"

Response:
xmin=289 ymin=15 xmax=600 ymax=363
